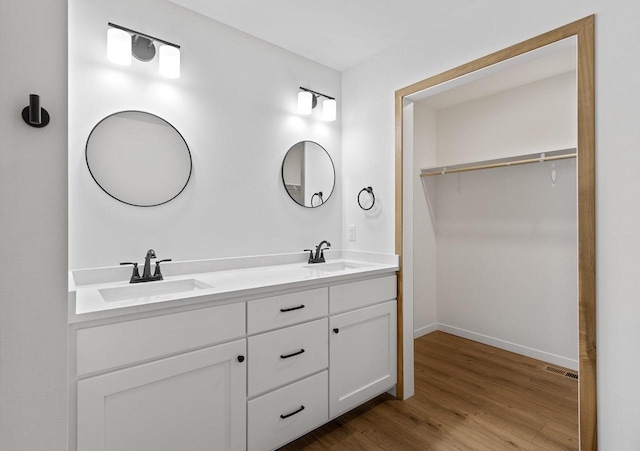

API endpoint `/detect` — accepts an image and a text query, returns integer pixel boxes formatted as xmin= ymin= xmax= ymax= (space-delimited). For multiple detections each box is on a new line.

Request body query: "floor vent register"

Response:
xmin=544 ymin=365 xmax=579 ymax=381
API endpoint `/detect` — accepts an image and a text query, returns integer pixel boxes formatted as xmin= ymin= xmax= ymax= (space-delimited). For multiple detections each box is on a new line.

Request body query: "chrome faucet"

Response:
xmin=304 ymin=240 xmax=331 ymax=264
xmin=120 ymin=249 xmax=172 ymax=283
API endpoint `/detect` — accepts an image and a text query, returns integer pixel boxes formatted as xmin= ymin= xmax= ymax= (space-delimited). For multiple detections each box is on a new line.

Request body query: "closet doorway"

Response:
xmin=394 ymin=16 xmax=595 ymax=450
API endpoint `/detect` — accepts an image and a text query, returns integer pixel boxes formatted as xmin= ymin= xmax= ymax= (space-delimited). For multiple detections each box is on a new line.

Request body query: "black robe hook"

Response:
xmin=22 ymin=94 xmax=50 ymax=128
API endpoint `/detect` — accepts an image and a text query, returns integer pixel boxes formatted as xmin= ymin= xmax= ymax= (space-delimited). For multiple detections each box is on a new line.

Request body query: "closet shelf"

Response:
xmin=420 ymin=148 xmax=576 ymax=177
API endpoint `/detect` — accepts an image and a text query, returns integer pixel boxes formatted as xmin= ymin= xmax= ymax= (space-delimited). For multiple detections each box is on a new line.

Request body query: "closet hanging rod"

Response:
xmin=420 ymin=149 xmax=576 ymax=177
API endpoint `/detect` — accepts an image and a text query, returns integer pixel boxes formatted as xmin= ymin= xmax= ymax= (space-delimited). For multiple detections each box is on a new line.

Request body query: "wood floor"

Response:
xmin=280 ymin=331 xmax=578 ymax=450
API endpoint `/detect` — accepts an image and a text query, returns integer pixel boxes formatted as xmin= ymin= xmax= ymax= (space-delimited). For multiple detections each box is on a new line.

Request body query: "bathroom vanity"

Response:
xmin=68 ymin=252 xmax=398 ymax=451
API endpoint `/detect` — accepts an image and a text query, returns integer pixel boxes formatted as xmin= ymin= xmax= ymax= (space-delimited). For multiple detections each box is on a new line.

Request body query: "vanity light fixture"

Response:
xmin=158 ymin=44 xmax=180 ymax=78
xmin=297 ymin=87 xmax=336 ymax=121
xmin=297 ymin=90 xmax=314 ymax=115
xmin=107 ymin=27 xmax=132 ymax=65
xmin=107 ymin=23 xmax=181 ymax=78
xmin=322 ymin=98 xmax=336 ymax=121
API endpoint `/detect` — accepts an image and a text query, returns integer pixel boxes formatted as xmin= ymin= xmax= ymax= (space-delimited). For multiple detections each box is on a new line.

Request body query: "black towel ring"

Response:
xmin=311 ymin=191 xmax=324 ymax=207
xmin=357 ymin=187 xmax=375 ymax=211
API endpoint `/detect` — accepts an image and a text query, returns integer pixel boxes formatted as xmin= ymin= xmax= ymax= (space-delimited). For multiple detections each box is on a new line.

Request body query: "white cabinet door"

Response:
xmin=77 ymin=339 xmax=246 ymax=451
xmin=329 ymin=300 xmax=397 ymax=418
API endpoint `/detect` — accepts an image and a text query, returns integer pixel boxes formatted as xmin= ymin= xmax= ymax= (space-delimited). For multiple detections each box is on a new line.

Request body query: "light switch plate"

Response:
xmin=347 ymin=225 xmax=356 ymax=241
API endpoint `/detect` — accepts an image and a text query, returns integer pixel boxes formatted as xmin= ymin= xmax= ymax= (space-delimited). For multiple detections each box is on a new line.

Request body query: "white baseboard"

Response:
xmin=433 ymin=324 xmax=579 ymax=371
xmin=413 ymin=323 xmax=438 ymax=339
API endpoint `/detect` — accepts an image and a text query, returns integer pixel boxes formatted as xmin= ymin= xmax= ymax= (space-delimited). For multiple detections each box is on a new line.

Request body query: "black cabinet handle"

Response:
xmin=280 ymin=304 xmax=305 ymax=312
xmin=333 ymin=328 xmax=339 ymax=334
xmin=280 ymin=349 xmax=305 ymax=359
xmin=280 ymin=405 xmax=305 ymax=419
xmin=237 ymin=355 xmax=245 ymax=363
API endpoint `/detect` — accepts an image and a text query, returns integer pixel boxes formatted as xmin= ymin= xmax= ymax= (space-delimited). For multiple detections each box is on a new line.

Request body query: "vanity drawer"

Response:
xmin=247 ymin=288 xmax=328 ymax=334
xmin=248 ymin=370 xmax=328 ymax=451
xmin=329 ymin=275 xmax=397 ymax=314
xmin=248 ymin=318 xmax=327 ymax=397
xmin=77 ymin=302 xmax=245 ymax=376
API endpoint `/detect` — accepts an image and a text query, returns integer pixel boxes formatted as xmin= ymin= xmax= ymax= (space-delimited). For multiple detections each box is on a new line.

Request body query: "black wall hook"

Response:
xmin=22 ymin=94 xmax=50 ymax=128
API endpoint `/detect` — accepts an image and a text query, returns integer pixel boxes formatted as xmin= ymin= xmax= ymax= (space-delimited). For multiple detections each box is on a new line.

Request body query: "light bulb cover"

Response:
xmin=322 ymin=98 xmax=337 ymax=121
xmin=159 ymin=44 xmax=180 ymax=79
xmin=298 ymin=91 xmax=313 ymax=115
xmin=107 ymin=27 xmax=132 ymax=66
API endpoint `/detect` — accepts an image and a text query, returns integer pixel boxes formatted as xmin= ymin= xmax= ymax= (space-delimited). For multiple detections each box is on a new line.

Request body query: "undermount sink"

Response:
xmin=303 ymin=261 xmax=369 ymax=273
xmin=99 ymin=278 xmax=213 ymax=302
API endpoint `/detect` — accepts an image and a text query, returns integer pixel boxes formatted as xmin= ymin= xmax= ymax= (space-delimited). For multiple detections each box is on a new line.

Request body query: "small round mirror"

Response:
xmin=86 ymin=111 xmax=192 ymax=207
xmin=281 ymin=141 xmax=335 ymax=208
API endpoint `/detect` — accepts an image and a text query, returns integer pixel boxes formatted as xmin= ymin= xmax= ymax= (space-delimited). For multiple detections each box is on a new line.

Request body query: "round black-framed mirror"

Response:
xmin=281 ymin=141 xmax=335 ymax=208
xmin=85 ymin=110 xmax=192 ymax=207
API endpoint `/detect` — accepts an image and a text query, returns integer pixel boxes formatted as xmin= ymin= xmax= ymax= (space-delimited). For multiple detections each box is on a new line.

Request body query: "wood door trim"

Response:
xmin=394 ymin=15 xmax=596 ymax=450
xmin=394 ymin=86 xmax=405 ymax=400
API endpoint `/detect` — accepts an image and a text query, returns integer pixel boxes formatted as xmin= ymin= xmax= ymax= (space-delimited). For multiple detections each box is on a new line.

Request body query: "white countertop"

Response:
xmin=69 ymin=250 xmax=398 ymax=323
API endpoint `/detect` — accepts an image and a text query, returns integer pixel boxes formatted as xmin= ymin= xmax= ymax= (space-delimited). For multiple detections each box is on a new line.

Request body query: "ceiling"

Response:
xmin=409 ymin=38 xmax=577 ymax=109
xmin=168 ymin=0 xmax=476 ymax=71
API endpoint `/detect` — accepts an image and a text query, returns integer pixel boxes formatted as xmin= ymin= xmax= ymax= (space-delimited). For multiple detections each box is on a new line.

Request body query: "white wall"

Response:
xmin=342 ymin=0 xmax=640 ymax=447
xmin=412 ymin=102 xmax=438 ymax=337
xmin=0 ymin=0 xmax=68 ymax=450
xmin=69 ymin=0 xmax=342 ymax=269
xmin=435 ymin=72 xmax=577 ymax=164
xmin=435 ymin=160 xmax=578 ymax=368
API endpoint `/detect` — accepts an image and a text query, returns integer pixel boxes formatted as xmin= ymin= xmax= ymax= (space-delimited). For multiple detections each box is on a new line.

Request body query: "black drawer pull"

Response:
xmin=280 ymin=304 xmax=305 ymax=312
xmin=280 ymin=348 xmax=305 ymax=359
xmin=237 ymin=355 xmax=245 ymax=363
xmin=280 ymin=405 xmax=305 ymax=419
xmin=333 ymin=328 xmax=339 ymax=334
